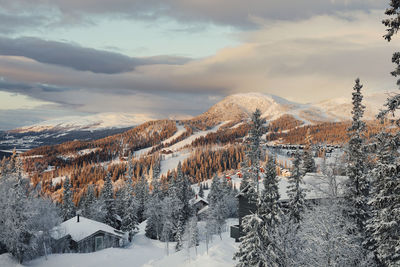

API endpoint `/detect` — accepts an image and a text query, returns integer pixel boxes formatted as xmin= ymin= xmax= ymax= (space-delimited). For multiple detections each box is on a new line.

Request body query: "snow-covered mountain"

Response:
xmin=196 ymin=92 xmax=387 ymax=125
xmin=12 ymin=113 xmax=153 ymax=133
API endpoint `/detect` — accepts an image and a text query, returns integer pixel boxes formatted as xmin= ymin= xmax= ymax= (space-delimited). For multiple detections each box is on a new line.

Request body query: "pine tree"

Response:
xmin=259 ymin=155 xmax=282 ymax=227
xmin=367 ymin=131 xmax=400 ymax=266
xmin=207 ymin=174 xmax=222 ymax=206
xmin=234 ymin=214 xmax=272 ymax=267
xmin=258 ymin=155 xmax=284 ymax=265
xmin=345 ymin=78 xmax=370 ymax=235
xmin=61 ymin=177 xmax=75 ymax=221
xmin=134 ymin=173 xmax=149 ymax=223
xmin=302 ymin=128 xmax=316 ymax=173
xmin=119 ymin=176 xmax=138 ymax=240
xmin=287 ymin=150 xmax=306 ymax=225
xmin=81 ymin=184 xmax=96 ymax=219
xmin=102 ymin=173 xmax=117 ymax=228
xmin=244 ymin=109 xmax=265 ymax=193
xmin=175 ymin=217 xmax=185 ymax=251
xmin=145 ymin=178 xmax=164 ymax=240
xmin=379 ymin=1 xmax=400 ymax=125
xmin=175 ymin=162 xmax=193 ymax=223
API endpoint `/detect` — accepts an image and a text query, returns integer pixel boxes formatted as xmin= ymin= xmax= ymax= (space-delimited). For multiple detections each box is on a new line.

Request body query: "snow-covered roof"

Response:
xmin=197 ymin=205 xmax=209 ymax=215
xmin=239 ymin=173 xmax=347 ymax=201
xmin=189 ymin=196 xmax=209 ymax=206
xmin=51 ymin=216 xmax=123 ymax=242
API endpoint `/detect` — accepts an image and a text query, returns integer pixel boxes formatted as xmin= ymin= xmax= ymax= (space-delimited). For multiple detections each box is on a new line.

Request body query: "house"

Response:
xmin=189 ymin=194 xmax=209 ymax=218
xmin=51 ymin=215 xmax=124 ymax=253
xmin=230 ymin=173 xmax=347 ymax=242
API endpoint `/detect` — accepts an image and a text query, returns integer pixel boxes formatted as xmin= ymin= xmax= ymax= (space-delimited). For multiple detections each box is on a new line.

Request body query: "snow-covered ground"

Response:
xmin=160 ymin=152 xmax=191 ymax=176
xmin=0 ymin=219 xmax=238 ymax=267
xmin=164 ymin=123 xmax=225 ymax=152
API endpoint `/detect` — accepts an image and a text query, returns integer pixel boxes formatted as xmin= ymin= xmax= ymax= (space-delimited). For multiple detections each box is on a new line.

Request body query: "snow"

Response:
xmin=18 ymin=219 xmax=238 ymax=267
xmin=163 ymin=122 xmax=226 ymax=153
xmin=14 ymin=113 xmax=153 ymax=133
xmin=161 ymin=123 xmax=186 ymax=145
xmin=160 ymin=152 xmax=191 ymax=176
xmin=51 ymin=176 xmax=66 ymax=186
xmin=134 ymin=146 xmax=154 ymax=157
xmin=51 ymin=216 xmax=123 ymax=242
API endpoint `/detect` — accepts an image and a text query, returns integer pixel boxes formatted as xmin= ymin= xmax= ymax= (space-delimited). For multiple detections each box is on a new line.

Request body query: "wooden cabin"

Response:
xmin=51 ymin=215 xmax=124 ymax=253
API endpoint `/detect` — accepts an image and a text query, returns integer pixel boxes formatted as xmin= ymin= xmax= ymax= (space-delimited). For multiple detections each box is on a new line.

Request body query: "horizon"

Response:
xmin=0 ymin=1 xmax=398 ymax=130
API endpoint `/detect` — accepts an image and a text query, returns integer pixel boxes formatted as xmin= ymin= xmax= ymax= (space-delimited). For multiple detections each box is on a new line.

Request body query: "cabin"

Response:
xmin=230 ymin=173 xmax=347 ymax=242
xmin=189 ymin=194 xmax=209 ymax=220
xmin=51 ymin=215 xmax=124 ymax=253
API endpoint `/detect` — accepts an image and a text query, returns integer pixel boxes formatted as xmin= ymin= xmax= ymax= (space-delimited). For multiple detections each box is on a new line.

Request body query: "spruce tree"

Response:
xmin=287 ymin=150 xmax=306 ymax=225
xmin=234 ymin=214 xmax=270 ymax=267
xmin=120 ymin=176 xmax=138 ymax=240
xmin=102 ymin=173 xmax=117 ymax=228
xmin=379 ymin=0 xmax=400 ymax=125
xmin=61 ymin=177 xmax=75 ymax=221
xmin=302 ymin=128 xmax=316 ymax=173
xmin=134 ymin=173 xmax=149 ymax=223
xmin=145 ymin=178 xmax=164 ymax=240
xmin=245 ymin=108 xmax=265 ymax=193
xmin=367 ymin=131 xmax=400 ymax=266
xmin=175 ymin=162 xmax=193 ymax=223
xmin=259 ymin=155 xmax=281 ymax=227
xmin=82 ymin=184 xmax=96 ymax=219
xmin=345 ymin=78 xmax=370 ymax=234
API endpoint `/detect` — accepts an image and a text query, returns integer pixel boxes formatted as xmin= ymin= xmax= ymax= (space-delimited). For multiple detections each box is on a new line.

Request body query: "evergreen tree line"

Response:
xmin=235 ymin=76 xmax=400 ymax=266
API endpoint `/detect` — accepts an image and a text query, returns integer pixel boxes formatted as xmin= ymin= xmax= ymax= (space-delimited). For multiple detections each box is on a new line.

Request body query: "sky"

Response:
xmin=0 ymin=0 xmax=398 ymax=130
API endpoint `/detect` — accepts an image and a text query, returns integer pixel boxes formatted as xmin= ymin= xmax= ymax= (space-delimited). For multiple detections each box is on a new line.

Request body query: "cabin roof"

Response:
xmin=189 ymin=196 xmax=209 ymax=206
xmin=51 ymin=216 xmax=123 ymax=242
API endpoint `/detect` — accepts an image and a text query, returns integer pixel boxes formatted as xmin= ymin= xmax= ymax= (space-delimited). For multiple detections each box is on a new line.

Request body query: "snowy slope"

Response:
xmin=8 ymin=219 xmax=239 ymax=267
xmin=13 ymin=113 xmax=153 ymax=133
xmin=195 ymin=91 xmax=390 ymax=125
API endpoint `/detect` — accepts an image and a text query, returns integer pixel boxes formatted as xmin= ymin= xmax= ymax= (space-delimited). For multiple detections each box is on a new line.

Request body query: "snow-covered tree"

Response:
xmin=259 ymin=155 xmax=281 ymax=226
xmin=367 ymin=131 xmax=400 ymax=267
xmin=175 ymin=162 xmax=193 ymax=223
xmin=234 ymin=213 xmax=281 ymax=267
xmin=298 ymin=199 xmax=367 ymax=267
xmin=244 ymin=108 xmax=265 ymax=193
xmin=134 ymin=173 xmax=149 ymax=223
xmin=175 ymin=217 xmax=185 ymax=251
xmin=81 ymin=184 xmax=96 ymax=219
xmin=302 ymin=129 xmax=316 ymax=174
xmin=61 ymin=177 xmax=75 ymax=221
xmin=287 ymin=150 xmax=306 ymax=225
xmin=101 ymin=173 xmax=117 ymax=228
xmin=0 ymin=160 xmax=61 ymax=263
xmin=184 ymin=216 xmax=199 ymax=256
xmin=207 ymin=174 xmax=222 ymax=206
xmin=378 ymin=1 xmax=400 ymax=125
xmin=257 ymin=154 xmax=285 ymax=266
xmin=345 ymin=78 xmax=370 ymax=235
xmin=145 ymin=178 xmax=164 ymax=240
xmin=119 ymin=176 xmax=138 ymax=240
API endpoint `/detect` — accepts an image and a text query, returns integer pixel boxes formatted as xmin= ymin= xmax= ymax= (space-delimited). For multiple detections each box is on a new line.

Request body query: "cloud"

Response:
xmin=0 ymin=10 xmax=395 ymax=120
xmin=0 ymin=37 xmax=191 ymax=74
xmin=0 ymin=0 xmax=386 ymax=29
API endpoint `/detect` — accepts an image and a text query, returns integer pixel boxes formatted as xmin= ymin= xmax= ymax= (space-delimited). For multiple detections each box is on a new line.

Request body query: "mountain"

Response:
xmin=193 ymin=92 xmax=386 ymax=126
xmin=12 ymin=112 xmax=153 ymax=133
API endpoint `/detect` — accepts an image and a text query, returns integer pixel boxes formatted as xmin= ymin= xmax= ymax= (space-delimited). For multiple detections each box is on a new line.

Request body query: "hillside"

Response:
xmin=14 ymin=92 xmax=388 ymax=203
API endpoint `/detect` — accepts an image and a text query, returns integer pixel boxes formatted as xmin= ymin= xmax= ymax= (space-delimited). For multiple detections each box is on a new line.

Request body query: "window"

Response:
xmin=95 ymin=236 xmax=103 ymax=251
